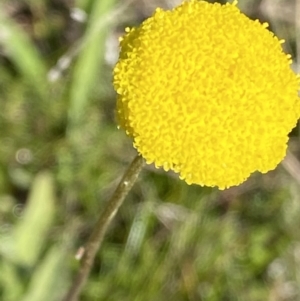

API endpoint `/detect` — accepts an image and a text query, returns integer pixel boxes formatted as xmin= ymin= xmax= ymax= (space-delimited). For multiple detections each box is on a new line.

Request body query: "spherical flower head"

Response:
xmin=113 ymin=0 xmax=300 ymax=189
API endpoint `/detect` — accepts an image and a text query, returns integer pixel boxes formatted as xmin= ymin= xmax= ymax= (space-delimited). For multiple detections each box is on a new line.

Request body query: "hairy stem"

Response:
xmin=63 ymin=155 xmax=145 ymax=301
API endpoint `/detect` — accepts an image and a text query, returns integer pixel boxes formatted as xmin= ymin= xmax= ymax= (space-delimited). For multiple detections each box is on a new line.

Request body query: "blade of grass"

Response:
xmin=0 ymin=9 xmax=48 ymax=98
xmin=13 ymin=171 xmax=56 ymax=267
xmin=68 ymin=0 xmax=116 ymax=132
xmin=0 ymin=261 xmax=24 ymax=301
xmin=21 ymin=246 xmax=67 ymax=301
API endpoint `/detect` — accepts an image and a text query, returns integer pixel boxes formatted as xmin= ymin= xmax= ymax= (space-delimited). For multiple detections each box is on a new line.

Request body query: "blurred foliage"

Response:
xmin=0 ymin=0 xmax=300 ymax=300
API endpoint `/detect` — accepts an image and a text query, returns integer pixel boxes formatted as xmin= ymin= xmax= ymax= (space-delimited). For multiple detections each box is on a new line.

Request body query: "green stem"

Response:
xmin=62 ymin=155 xmax=145 ymax=301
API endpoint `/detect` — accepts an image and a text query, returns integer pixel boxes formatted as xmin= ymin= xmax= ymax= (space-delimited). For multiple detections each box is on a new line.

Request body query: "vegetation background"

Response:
xmin=0 ymin=0 xmax=300 ymax=300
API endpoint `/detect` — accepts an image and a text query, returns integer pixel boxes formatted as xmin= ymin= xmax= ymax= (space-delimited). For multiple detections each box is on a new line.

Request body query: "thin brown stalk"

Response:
xmin=62 ymin=155 xmax=145 ymax=301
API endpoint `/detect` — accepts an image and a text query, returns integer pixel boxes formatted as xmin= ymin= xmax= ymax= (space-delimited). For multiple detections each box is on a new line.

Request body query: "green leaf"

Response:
xmin=0 ymin=261 xmax=24 ymax=301
xmin=68 ymin=0 xmax=116 ymax=129
xmin=13 ymin=171 xmax=56 ymax=267
xmin=0 ymin=9 xmax=48 ymax=98
xmin=21 ymin=246 xmax=67 ymax=301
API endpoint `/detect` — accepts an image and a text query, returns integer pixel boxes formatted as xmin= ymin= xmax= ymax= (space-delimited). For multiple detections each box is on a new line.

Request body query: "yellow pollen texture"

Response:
xmin=113 ymin=0 xmax=300 ymax=189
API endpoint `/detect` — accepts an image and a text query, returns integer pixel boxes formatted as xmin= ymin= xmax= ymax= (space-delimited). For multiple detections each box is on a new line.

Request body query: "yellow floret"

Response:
xmin=113 ymin=0 xmax=300 ymax=189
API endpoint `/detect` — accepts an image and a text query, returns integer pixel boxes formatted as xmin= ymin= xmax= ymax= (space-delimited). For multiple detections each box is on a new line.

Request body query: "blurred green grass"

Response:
xmin=1 ymin=0 xmax=300 ymax=300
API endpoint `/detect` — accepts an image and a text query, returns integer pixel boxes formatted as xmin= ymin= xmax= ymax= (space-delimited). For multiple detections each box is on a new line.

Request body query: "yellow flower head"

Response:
xmin=113 ymin=0 xmax=300 ymax=189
